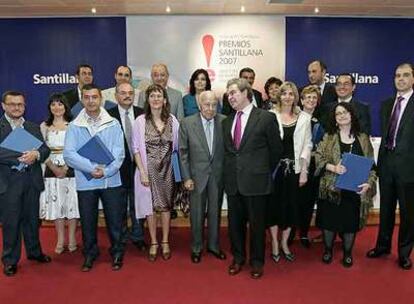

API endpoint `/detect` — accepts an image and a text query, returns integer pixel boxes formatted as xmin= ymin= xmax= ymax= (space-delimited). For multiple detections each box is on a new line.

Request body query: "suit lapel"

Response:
xmin=224 ymin=113 xmax=236 ymax=152
xmin=238 ymin=107 xmax=260 ymax=150
xmin=0 ymin=116 xmax=13 ymax=140
xmin=193 ymin=115 xmax=211 ymax=155
xmin=396 ymin=95 xmax=414 ymax=140
xmin=212 ymin=116 xmax=222 ymax=158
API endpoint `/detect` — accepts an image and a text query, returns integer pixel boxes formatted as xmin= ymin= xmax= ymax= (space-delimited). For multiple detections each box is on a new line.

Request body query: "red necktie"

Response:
xmin=233 ymin=111 xmax=243 ymax=149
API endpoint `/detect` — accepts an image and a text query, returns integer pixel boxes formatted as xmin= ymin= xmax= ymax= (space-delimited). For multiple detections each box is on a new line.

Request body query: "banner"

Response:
xmin=286 ymin=17 xmax=414 ymax=136
xmin=0 ymin=17 xmax=127 ymax=123
xmin=127 ymin=16 xmax=286 ymax=98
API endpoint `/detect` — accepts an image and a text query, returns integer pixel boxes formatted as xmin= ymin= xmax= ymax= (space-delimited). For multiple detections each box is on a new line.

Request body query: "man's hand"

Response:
xmin=18 ymin=150 xmax=39 ymax=165
xmin=91 ymin=167 xmax=104 ymax=179
xmin=184 ymin=179 xmax=195 ymax=191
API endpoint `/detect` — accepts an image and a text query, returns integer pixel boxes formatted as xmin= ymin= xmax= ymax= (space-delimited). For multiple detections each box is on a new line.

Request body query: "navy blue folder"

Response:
xmin=77 ymin=135 xmax=115 ymax=180
xmin=0 ymin=127 xmax=43 ymax=153
xmin=172 ymin=150 xmax=182 ymax=182
xmin=335 ymin=153 xmax=374 ymax=192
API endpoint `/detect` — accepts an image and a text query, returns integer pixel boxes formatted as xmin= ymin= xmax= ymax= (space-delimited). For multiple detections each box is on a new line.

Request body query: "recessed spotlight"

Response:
xmin=91 ymin=7 xmax=97 ymax=14
xmin=240 ymin=5 xmax=245 ymax=13
xmin=166 ymin=5 xmax=171 ymax=13
xmin=314 ymin=7 xmax=319 ymax=14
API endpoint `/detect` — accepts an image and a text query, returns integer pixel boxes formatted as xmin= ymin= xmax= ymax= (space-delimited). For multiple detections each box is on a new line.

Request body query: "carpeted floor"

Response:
xmin=0 ymin=226 xmax=413 ymax=304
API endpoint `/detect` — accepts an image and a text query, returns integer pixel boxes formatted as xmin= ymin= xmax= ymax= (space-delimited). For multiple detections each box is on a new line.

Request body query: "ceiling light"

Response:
xmin=314 ymin=7 xmax=319 ymax=14
xmin=91 ymin=7 xmax=97 ymax=14
xmin=166 ymin=4 xmax=171 ymax=13
xmin=240 ymin=5 xmax=245 ymax=13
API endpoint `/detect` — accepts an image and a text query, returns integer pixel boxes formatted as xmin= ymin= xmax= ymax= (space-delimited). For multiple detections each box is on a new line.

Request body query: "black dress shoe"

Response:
xmin=132 ymin=240 xmax=147 ymax=252
xmin=300 ymin=237 xmax=311 ymax=249
xmin=250 ymin=266 xmax=263 ymax=279
xmin=207 ymin=249 xmax=226 ymax=260
xmin=322 ymin=250 xmax=333 ymax=264
xmin=228 ymin=262 xmax=242 ymax=276
xmin=191 ymin=252 xmax=201 ymax=263
xmin=112 ymin=257 xmax=123 ymax=271
xmin=399 ymin=257 xmax=412 ymax=270
xmin=81 ymin=257 xmax=94 ymax=272
xmin=342 ymin=255 xmax=353 ymax=268
xmin=27 ymin=254 xmax=52 ymax=263
xmin=366 ymin=247 xmax=391 ymax=258
xmin=3 ymin=265 xmax=17 ymax=277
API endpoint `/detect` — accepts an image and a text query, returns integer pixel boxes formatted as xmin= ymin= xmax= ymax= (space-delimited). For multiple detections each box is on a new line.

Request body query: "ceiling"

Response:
xmin=0 ymin=0 xmax=413 ymax=17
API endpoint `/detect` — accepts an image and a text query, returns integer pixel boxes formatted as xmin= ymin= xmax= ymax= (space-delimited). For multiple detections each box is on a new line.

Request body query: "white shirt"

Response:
xmin=319 ymin=81 xmax=326 ymax=96
xmin=5 ymin=114 xmax=25 ymax=130
xmin=391 ymin=88 xmax=413 ymax=146
xmin=117 ymin=105 xmax=135 ymax=131
xmin=338 ymin=96 xmax=353 ymax=103
xmin=77 ymin=86 xmax=82 ymax=102
xmin=231 ymin=102 xmax=254 ymax=140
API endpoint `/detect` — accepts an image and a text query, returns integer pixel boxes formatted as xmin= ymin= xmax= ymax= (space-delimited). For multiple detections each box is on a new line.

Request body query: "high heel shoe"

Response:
xmin=281 ymin=249 xmax=295 ymax=262
xmin=322 ymin=250 xmax=333 ymax=264
xmin=68 ymin=243 xmax=78 ymax=253
xmin=55 ymin=244 xmax=65 ymax=254
xmin=161 ymin=242 xmax=171 ymax=260
xmin=270 ymin=252 xmax=281 ymax=263
xmin=148 ymin=243 xmax=159 ymax=262
xmin=342 ymin=255 xmax=353 ymax=268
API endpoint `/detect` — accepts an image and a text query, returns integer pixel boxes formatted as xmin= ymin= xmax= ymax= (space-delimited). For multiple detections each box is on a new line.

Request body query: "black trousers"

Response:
xmin=77 ymin=186 xmax=127 ymax=260
xmin=1 ymin=171 xmax=43 ymax=265
xmin=298 ymin=175 xmax=320 ymax=237
xmin=376 ymin=151 xmax=414 ymax=259
xmin=227 ymin=193 xmax=268 ymax=268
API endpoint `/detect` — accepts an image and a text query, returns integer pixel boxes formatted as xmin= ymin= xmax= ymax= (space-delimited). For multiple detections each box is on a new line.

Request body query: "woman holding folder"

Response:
xmin=315 ymin=102 xmax=377 ymax=267
xmin=39 ymin=94 xmax=79 ymax=254
xmin=132 ymin=84 xmax=179 ymax=262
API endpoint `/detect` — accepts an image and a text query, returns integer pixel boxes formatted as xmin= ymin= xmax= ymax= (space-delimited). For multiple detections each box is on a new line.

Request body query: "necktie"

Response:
xmin=124 ymin=110 xmax=133 ymax=156
xmin=385 ymin=96 xmax=404 ymax=150
xmin=233 ymin=111 xmax=243 ymax=150
xmin=205 ymin=120 xmax=213 ymax=155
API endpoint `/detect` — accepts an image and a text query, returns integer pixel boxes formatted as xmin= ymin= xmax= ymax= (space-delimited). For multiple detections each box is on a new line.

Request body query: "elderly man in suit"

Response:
xmin=367 ymin=63 xmax=414 ymax=270
xmin=107 ymin=82 xmax=146 ymax=251
xmin=138 ymin=63 xmax=184 ymax=121
xmin=0 ymin=91 xmax=51 ymax=277
xmin=179 ymin=90 xmax=226 ymax=264
xmin=223 ymin=78 xmax=283 ymax=279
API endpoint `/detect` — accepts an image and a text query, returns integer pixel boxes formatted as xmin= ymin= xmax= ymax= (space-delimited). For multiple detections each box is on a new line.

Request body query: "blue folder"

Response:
xmin=172 ymin=150 xmax=182 ymax=182
xmin=335 ymin=153 xmax=374 ymax=192
xmin=0 ymin=127 xmax=43 ymax=153
xmin=77 ymin=135 xmax=115 ymax=180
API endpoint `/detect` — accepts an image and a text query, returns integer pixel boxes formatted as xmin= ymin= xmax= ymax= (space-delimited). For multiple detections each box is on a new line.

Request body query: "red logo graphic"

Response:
xmin=202 ymin=34 xmax=214 ymax=67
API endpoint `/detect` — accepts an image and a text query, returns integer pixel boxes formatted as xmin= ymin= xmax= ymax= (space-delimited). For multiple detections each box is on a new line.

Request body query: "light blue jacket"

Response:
xmin=63 ymin=108 xmax=125 ymax=191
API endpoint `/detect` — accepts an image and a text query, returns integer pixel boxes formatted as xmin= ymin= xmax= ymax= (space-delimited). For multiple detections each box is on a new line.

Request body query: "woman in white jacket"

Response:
xmin=268 ymin=82 xmax=312 ymax=263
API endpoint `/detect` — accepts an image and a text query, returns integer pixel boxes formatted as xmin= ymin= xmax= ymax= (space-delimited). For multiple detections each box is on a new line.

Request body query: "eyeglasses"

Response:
xmin=336 ymin=82 xmax=353 ymax=88
xmin=117 ymin=91 xmax=134 ymax=96
xmin=335 ymin=110 xmax=350 ymax=116
xmin=4 ymin=102 xmax=25 ymax=108
xmin=117 ymin=73 xmax=130 ymax=77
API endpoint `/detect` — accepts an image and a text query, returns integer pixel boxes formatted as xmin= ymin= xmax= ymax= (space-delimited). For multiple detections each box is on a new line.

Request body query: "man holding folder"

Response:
xmin=63 ymin=84 xmax=126 ymax=272
xmin=0 ymin=91 xmax=51 ymax=277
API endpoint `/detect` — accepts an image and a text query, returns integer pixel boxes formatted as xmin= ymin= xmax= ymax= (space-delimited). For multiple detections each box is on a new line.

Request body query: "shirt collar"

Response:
xmin=5 ymin=113 xmax=25 ymax=128
xmin=118 ymin=104 xmax=133 ymax=116
xmin=239 ymin=102 xmax=254 ymax=115
xmin=338 ymin=96 xmax=353 ymax=103
xmin=398 ymin=89 xmax=414 ymax=101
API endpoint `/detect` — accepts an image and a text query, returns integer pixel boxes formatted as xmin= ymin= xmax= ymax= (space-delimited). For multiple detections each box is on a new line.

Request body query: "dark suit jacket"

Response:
xmin=0 ymin=116 xmax=50 ymax=194
xmin=222 ymin=89 xmax=263 ymax=116
xmin=377 ymin=94 xmax=414 ymax=183
xmin=320 ymin=83 xmax=338 ymax=106
xmin=62 ymin=88 xmax=79 ymax=109
xmin=107 ymin=106 xmax=143 ymax=188
xmin=222 ymin=107 xmax=282 ymax=196
xmin=319 ymin=98 xmax=372 ymax=135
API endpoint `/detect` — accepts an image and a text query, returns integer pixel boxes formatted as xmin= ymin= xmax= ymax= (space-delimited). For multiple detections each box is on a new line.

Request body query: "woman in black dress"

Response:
xmin=315 ymin=102 xmax=377 ymax=267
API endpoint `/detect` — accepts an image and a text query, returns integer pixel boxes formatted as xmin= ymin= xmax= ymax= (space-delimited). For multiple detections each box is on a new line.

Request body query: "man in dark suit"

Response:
xmin=62 ymin=63 xmax=94 ymax=109
xmin=179 ymin=91 xmax=226 ymax=264
xmin=222 ymin=67 xmax=263 ymax=115
xmin=0 ymin=91 xmax=51 ymax=277
xmin=367 ymin=63 xmax=414 ymax=270
xmin=223 ymin=78 xmax=282 ymax=279
xmin=107 ymin=82 xmax=146 ymax=251
xmin=306 ymin=60 xmax=337 ymax=122
xmin=320 ymin=73 xmax=372 ymax=134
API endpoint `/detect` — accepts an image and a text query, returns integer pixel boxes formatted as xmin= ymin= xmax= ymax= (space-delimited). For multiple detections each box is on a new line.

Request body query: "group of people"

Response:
xmin=0 ymin=60 xmax=413 ymax=280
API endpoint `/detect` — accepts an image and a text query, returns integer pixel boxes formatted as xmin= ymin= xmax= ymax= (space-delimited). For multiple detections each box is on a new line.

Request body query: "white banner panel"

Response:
xmin=127 ymin=15 xmax=285 ymax=97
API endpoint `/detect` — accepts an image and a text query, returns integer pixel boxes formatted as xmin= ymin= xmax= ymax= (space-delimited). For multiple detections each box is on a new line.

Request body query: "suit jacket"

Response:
xmin=107 ymin=105 xmax=143 ymax=188
xmin=319 ymin=98 xmax=372 ymax=135
xmin=138 ymin=86 xmax=184 ymax=121
xmin=320 ymin=83 xmax=338 ymax=106
xmin=179 ymin=113 xmax=225 ymax=194
xmin=378 ymin=94 xmax=414 ymax=183
xmin=62 ymin=88 xmax=80 ymax=109
xmin=0 ymin=116 xmax=50 ymax=194
xmin=222 ymin=107 xmax=283 ymax=196
xmin=222 ymin=89 xmax=263 ymax=116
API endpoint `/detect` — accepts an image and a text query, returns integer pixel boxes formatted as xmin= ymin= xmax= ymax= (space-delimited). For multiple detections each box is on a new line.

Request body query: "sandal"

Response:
xmin=161 ymin=242 xmax=171 ymax=260
xmin=68 ymin=243 xmax=78 ymax=253
xmin=148 ymin=243 xmax=159 ymax=262
xmin=55 ymin=244 xmax=65 ymax=255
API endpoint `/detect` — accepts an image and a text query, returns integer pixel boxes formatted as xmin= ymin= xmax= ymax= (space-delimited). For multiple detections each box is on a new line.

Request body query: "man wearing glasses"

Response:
xmin=0 ymin=91 xmax=51 ymax=276
xmin=102 ymin=65 xmax=140 ymax=107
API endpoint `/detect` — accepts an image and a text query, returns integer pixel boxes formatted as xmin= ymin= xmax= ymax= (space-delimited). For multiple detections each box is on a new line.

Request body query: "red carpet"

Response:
xmin=1 ymin=226 xmax=413 ymax=304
